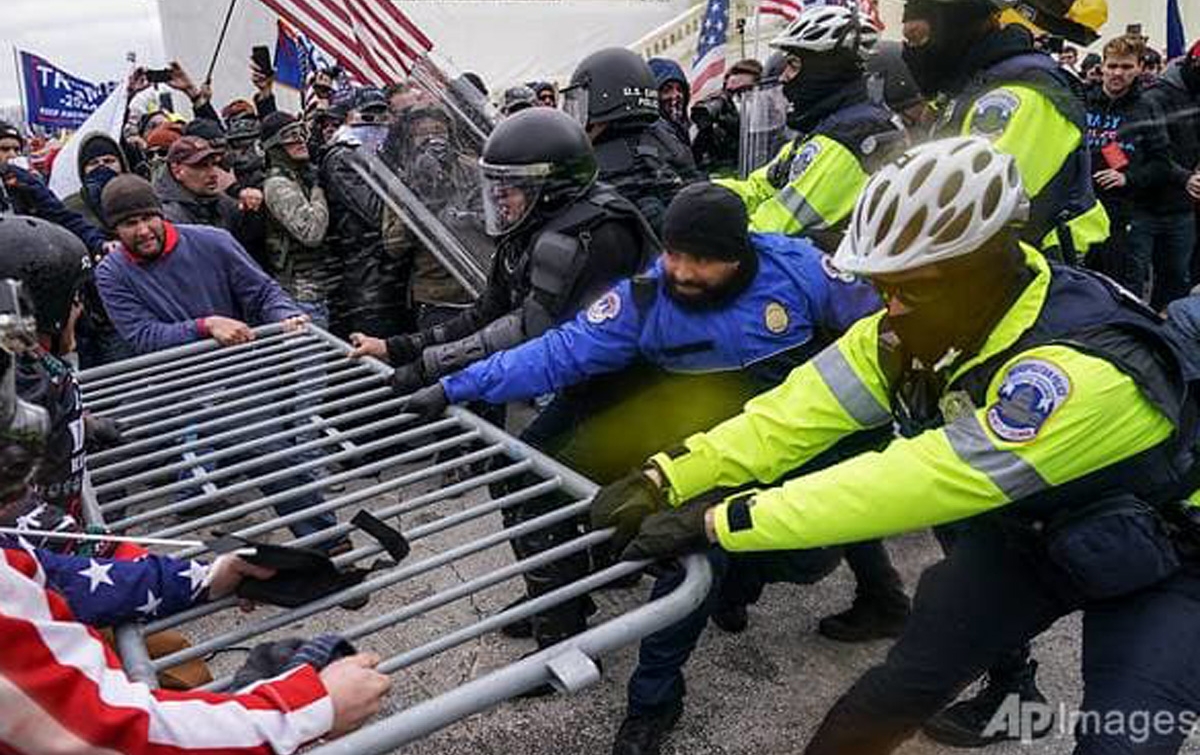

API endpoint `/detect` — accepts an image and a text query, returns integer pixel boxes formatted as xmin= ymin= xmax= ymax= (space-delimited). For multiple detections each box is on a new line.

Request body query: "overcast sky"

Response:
xmin=0 ymin=0 xmax=165 ymax=108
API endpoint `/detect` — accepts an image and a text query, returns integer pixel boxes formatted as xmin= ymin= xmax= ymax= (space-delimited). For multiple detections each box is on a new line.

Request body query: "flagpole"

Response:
xmin=205 ymin=0 xmax=241 ymax=86
xmin=12 ymin=46 xmax=27 ymax=128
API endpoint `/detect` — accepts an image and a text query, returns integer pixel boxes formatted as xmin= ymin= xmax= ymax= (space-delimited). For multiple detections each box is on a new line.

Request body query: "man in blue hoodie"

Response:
xmin=94 ymin=173 xmax=341 ymax=543
xmin=648 ymin=58 xmax=691 ymax=147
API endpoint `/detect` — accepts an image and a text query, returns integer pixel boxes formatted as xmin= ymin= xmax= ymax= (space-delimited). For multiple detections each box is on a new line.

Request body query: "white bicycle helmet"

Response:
xmin=832 ymin=136 xmax=1029 ymax=275
xmin=769 ymin=5 xmax=879 ymax=59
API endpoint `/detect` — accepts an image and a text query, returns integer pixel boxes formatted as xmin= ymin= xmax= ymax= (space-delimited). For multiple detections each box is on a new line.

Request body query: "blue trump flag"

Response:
xmin=1167 ymin=0 xmax=1186 ymax=59
xmin=274 ymin=19 xmax=306 ymax=89
xmin=18 ymin=51 xmax=115 ymax=130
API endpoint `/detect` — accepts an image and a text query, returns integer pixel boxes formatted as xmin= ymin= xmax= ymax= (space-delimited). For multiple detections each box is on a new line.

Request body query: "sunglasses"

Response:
xmin=873 ymin=277 xmax=946 ymax=308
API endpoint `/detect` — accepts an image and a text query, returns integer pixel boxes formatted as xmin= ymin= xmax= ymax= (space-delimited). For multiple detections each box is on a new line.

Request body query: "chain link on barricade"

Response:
xmin=79 ymin=323 xmax=711 ymax=753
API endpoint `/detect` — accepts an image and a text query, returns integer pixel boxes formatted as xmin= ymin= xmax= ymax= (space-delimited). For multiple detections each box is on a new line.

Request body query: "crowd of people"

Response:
xmin=4 ymin=0 xmax=1200 ymax=753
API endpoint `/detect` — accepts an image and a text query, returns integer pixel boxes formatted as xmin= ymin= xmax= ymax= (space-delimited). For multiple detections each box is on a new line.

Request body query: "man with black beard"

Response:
xmin=900 ymin=0 xmax=1108 ymax=263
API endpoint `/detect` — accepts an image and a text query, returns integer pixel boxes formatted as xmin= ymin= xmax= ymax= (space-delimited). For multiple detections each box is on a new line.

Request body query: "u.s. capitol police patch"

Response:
xmin=970 ymin=90 xmax=1020 ymax=137
xmin=986 ymin=359 xmax=1071 ymax=442
xmin=586 ymin=290 xmax=622 ymax=324
xmin=788 ymin=141 xmax=822 ymax=181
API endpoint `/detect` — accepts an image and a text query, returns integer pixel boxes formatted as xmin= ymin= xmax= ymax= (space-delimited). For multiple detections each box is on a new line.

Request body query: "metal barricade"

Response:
xmin=79 ymin=324 xmax=711 ymax=753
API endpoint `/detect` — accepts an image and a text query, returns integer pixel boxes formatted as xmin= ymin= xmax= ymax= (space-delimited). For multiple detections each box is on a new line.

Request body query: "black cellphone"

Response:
xmin=251 ymin=45 xmax=274 ymax=77
xmin=145 ymin=68 xmax=173 ymax=85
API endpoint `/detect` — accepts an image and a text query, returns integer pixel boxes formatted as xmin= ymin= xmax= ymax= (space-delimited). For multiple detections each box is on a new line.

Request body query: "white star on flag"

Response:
xmin=15 ymin=506 xmax=44 ymax=530
xmin=179 ymin=561 xmax=210 ymax=594
xmin=78 ymin=559 xmax=115 ymax=593
xmin=136 ymin=589 xmax=163 ymax=617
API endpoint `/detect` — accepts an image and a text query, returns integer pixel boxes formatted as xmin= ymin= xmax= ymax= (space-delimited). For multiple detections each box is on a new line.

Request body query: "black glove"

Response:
xmin=390 ymin=360 xmax=430 ymax=395
xmin=589 ymin=470 xmax=667 ymax=553
xmin=405 ymin=382 xmax=448 ymax=420
xmin=385 ymin=332 xmax=427 ymax=365
xmin=621 ymin=501 xmax=711 ymax=562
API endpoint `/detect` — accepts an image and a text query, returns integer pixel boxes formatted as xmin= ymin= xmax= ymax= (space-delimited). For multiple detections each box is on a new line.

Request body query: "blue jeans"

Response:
xmin=627 ymin=546 xmax=842 ymax=715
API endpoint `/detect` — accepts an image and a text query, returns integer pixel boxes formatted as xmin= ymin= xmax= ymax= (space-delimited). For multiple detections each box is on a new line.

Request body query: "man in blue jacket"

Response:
xmin=94 ymin=174 xmax=341 ymax=544
xmin=404 ymin=184 xmax=885 ymax=680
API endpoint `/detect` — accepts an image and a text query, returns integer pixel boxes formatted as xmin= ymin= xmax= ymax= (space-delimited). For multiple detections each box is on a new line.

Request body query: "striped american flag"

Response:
xmin=256 ymin=0 xmax=433 ymax=86
xmin=690 ymin=0 xmax=731 ymax=102
xmin=757 ymin=0 xmax=885 ymax=28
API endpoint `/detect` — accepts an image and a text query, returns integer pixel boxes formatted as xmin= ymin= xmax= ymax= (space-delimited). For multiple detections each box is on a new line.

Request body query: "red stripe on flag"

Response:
xmin=373 ymin=0 xmax=434 ymax=52
xmin=691 ymin=56 xmax=726 ymax=100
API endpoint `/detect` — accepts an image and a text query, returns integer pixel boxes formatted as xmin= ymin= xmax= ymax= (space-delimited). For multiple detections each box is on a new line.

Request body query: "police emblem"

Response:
xmin=586 ymin=290 xmax=622 ymax=324
xmin=986 ymin=359 xmax=1071 ymax=442
xmin=764 ymin=302 xmax=790 ymax=334
xmin=970 ymin=90 xmax=1020 ymax=137
xmin=788 ymin=141 xmax=823 ymax=181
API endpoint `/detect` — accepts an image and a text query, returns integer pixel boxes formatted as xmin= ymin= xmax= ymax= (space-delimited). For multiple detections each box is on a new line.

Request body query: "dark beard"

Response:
xmin=664 ymin=256 xmax=757 ymax=310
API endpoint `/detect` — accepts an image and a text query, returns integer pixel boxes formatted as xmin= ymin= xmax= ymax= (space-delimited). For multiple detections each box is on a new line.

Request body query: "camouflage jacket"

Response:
xmin=263 ymin=164 xmax=331 ymax=303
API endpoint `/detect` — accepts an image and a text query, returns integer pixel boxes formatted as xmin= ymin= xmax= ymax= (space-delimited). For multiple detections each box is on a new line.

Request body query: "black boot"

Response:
xmin=612 ymin=699 xmax=684 ymax=755
xmin=923 ymin=660 xmax=1052 ymax=747
xmin=817 ymin=590 xmax=910 ymax=643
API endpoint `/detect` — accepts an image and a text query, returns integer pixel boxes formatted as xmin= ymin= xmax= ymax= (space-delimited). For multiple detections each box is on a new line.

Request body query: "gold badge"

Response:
xmin=939 ymin=390 xmax=976 ymax=425
xmin=764 ymin=302 xmax=789 ymax=334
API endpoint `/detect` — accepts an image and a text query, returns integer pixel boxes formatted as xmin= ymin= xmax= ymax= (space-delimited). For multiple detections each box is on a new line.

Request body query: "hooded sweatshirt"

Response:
xmin=1083 ymin=79 xmax=1171 ymax=214
xmin=648 ymin=57 xmax=692 ymax=145
xmin=1143 ymin=61 xmax=1200 ymax=214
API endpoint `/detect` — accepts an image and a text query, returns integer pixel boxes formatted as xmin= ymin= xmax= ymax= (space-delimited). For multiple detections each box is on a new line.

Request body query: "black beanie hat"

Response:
xmin=100 ymin=174 xmax=163 ymax=227
xmin=662 ymin=183 xmax=752 ymax=263
xmin=0 ymin=121 xmax=24 ymax=149
xmin=79 ymin=137 xmax=122 ymax=168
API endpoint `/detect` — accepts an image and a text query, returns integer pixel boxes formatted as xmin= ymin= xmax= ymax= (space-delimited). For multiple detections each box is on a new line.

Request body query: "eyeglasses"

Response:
xmin=873 ymin=277 xmax=946 ymax=308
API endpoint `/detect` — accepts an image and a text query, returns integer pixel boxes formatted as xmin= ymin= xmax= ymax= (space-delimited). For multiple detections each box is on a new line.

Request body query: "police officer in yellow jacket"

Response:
xmin=717 ymin=5 xmax=906 ymax=249
xmin=592 ymin=137 xmax=1200 ymax=754
xmin=902 ymin=0 xmax=1109 ymax=262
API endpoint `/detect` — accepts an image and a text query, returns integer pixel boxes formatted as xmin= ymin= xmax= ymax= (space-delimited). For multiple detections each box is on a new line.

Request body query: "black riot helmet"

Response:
xmin=562 ymin=47 xmax=659 ymax=127
xmin=478 ymin=108 xmax=598 ymax=236
xmin=0 ymin=216 xmax=90 ymax=342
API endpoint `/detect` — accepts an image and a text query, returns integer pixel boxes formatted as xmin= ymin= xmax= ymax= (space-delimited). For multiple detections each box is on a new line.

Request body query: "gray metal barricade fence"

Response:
xmin=79 ymin=324 xmax=711 ymax=753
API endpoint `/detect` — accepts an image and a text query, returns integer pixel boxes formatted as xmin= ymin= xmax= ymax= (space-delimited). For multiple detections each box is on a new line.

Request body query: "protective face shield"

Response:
xmin=560 ymin=85 xmax=589 ymax=127
xmin=335 ymin=123 xmax=390 ymax=154
xmin=479 ymin=161 xmax=548 ymax=236
xmin=738 ymin=82 xmax=789 ymax=178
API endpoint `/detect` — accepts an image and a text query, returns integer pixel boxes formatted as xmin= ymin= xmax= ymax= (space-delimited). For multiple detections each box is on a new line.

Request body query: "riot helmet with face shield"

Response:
xmin=478 ymin=108 xmax=597 ymax=236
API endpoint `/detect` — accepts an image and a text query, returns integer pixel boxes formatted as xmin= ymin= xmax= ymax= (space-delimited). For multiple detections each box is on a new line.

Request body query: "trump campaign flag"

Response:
xmin=18 ymin=51 xmax=116 ymax=130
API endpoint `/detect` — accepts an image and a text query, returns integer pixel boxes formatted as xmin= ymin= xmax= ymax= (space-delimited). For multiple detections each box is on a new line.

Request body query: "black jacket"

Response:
xmin=153 ymin=167 xmax=266 ymax=258
xmin=1083 ymin=80 xmax=1172 ymax=214
xmin=1143 ymin=62 xmax=1200 ymax=214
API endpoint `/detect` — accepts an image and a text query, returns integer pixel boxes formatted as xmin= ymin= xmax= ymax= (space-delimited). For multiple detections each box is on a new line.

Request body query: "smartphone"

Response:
xmin=251 ymin=45 xmax=274 ymax=77
xmin=145 ymin=67 xmax=173 ymax=85
xmin=1101 ymin=142 xmax=1130 ymax=172
xmin=1044 ymin=36 xmax=1064 ymax=54
xmin=1125 ymin=23 xmax=1143 ymax=36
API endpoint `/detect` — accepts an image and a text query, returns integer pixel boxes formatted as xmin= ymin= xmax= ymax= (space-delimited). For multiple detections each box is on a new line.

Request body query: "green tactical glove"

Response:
xmin=588 ymin=469 xmax=668 ymax=552
xmin=621 ymin=501 xmax=711 ymax=562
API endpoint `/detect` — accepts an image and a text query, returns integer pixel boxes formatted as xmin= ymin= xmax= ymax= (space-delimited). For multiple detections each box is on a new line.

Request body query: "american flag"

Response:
xmin=256 ymin=0 xmax=434 ymax=86
xmin=0 ymin=543 xmax=332 ymax=754
xmin=757 ymin=0 xmax=885 ymax=28
xmin=691 ymin=0 xmax=731 ymax=102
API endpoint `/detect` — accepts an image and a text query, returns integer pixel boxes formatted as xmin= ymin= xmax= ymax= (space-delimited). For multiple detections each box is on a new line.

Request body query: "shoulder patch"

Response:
xmin=985 ymin=359 xmax=1072 ymax=442
xmin=586 ymin=290 xmax=623 ymax=324
xmin=788 ymin=141 xmax=823 ymax=182
xmin=970 ymin=89 xmax=1021 ymax=137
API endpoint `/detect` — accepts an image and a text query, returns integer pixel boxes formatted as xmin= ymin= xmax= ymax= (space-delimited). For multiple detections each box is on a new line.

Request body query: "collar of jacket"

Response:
xmin=954 ymin=26 xmax=1036 ymax=93
xmin=943 ymin=243 xmax=1049 ymax=385
xmin=121 ymin=220 xmax=180 ymax=265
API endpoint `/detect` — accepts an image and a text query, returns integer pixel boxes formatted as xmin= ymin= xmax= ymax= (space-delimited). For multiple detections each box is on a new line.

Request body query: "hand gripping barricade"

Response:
xmin=77 ymin=324 xmax=711 ymax=753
